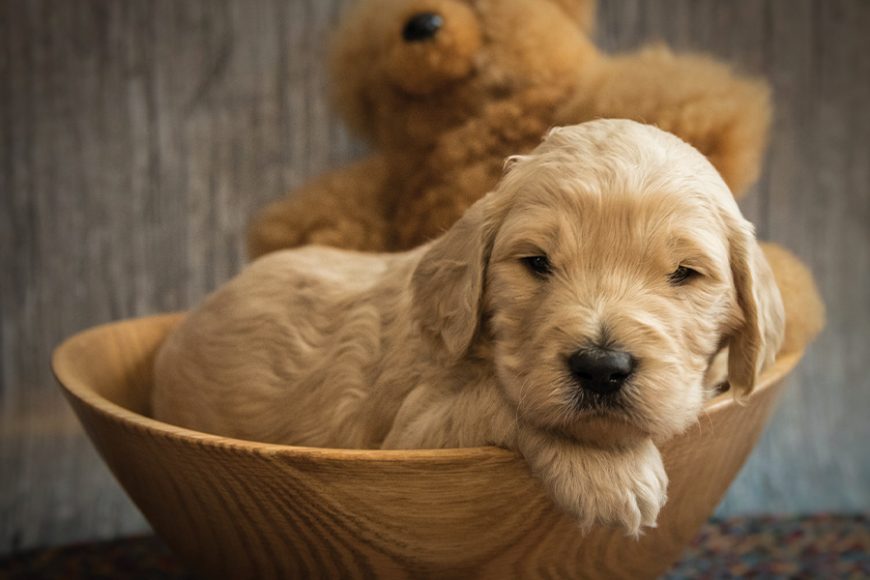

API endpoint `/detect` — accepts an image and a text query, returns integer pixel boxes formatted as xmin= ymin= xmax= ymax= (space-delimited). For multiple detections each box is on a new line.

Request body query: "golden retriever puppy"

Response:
xmin=153 ymin=119 xmax=785 ymax=536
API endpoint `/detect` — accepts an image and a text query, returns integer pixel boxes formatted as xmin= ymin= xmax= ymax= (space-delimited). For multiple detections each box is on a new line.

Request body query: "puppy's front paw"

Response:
xmin=522 ymin=434 xmax=668 ymax=537
xmin=595 ymin=440 xmax=668 ymax=536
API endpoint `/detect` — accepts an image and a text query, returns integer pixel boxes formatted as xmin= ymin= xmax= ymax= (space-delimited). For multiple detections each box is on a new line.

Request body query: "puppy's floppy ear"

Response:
xmin=726 ymin=216 xmax=786 ymax=399
xmin=547 ymin=0 xmax=597 ymax=34
xmin=412 ymin=194 xmax=502 ymax=360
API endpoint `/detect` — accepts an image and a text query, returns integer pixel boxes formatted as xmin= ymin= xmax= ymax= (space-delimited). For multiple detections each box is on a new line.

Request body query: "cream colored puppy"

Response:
xmin=153 ymin=119 xmax=785 ymax=536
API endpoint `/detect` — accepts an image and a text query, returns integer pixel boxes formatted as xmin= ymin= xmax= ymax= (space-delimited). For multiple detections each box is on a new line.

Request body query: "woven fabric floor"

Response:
xmin=1 ymin=515 xmax=867 ymax=579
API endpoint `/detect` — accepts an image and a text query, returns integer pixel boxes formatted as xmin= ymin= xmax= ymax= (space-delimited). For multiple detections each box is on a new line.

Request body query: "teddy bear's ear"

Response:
xmin=548 ymin=0 xmax=597 ymax=34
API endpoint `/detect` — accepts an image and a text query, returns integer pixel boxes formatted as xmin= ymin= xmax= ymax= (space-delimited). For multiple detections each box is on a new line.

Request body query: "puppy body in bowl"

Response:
xmin=154 ymin=119 xmax=784 ymax=535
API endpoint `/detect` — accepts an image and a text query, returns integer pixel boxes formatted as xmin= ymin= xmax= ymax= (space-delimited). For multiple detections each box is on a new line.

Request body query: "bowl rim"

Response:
xmin=52 ymin=314 xmax=803 ymax=463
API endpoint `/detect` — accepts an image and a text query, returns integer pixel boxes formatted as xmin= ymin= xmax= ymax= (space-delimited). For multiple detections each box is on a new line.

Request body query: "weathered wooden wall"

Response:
xmin=1 ymin=0 xmax=868 ymax=555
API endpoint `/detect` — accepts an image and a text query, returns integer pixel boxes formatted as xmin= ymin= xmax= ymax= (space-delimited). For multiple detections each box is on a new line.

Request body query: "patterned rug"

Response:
xmin=667 ymin=515 xmax=868 ymax=579
xmin=1 ymin=515 xmax=867 ymax=579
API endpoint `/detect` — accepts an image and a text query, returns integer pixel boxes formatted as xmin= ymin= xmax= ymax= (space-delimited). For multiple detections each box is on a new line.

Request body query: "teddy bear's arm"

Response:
xmin=561 ymin=46 xmax=772 ymax=197
xmin=247 ymin=155 xmax=391 ymax=258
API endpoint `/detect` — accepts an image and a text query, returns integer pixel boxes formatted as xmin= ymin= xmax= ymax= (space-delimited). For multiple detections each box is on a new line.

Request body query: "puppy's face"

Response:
xmin=487 ymin=173 xmax=736 ymax=443
xmin=413 ymin=120 xmax=784 ymax=448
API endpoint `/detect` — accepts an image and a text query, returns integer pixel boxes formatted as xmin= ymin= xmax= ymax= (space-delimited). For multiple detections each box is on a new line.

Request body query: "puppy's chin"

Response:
xmin=520 ymin=407 xmax=651 ymax=449
xmin=560 ymin=413 xmax=650 ymax=448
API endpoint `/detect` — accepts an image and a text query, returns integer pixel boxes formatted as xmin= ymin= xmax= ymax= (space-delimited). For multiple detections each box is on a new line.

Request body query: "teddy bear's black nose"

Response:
xmin=568 ymin=347 xmax=636 ymax=395
xmin=402 ymin=12 xmax=444 ymax=42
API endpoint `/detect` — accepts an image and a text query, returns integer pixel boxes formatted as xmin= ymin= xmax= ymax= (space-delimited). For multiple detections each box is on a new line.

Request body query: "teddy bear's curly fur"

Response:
xmin=248 ymin=0 xmax=825 ymax=352
xmin=249 ymin=0 xmax=771 ymax=254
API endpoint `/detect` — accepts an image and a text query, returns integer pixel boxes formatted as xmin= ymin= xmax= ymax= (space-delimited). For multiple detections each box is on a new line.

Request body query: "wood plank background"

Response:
xmin=1 ymin=0 xmax=868 ymax=555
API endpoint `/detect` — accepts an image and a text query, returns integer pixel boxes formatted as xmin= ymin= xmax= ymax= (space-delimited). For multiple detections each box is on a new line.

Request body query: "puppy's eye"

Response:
xmin=669 ymin=266 xmax=699 ymax=285
xmin=521 ymin=255 xmax=553 ymax=277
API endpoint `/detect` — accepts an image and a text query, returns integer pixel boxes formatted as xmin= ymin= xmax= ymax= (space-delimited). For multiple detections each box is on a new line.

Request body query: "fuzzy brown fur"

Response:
xmin=249 ymin=0 xmax=771 ymax=256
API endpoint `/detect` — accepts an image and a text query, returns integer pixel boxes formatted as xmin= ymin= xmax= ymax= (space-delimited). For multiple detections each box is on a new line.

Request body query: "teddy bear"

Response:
xmin=248 ymin=0 xmax=772 ymax=255
xmin=248 ymin=0 xmax=825 ymax=351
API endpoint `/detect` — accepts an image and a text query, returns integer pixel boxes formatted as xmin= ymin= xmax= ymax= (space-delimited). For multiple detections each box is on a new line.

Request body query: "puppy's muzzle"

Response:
xmin=568 ymin=347 xmax=636 ymax=395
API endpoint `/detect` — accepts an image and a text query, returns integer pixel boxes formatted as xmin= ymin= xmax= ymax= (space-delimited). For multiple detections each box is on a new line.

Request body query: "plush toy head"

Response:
xmin=330 ymin=0 xmax=598 ymax=151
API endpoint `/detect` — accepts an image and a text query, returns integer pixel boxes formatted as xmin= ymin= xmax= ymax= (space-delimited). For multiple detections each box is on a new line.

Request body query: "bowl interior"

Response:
xmin=59 ymin=314 xmax=177 ymax=416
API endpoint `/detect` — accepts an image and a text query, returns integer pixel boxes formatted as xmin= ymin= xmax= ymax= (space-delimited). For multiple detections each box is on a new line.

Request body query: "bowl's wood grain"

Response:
xmin=52 ymin=315 xmax=801 ymax=579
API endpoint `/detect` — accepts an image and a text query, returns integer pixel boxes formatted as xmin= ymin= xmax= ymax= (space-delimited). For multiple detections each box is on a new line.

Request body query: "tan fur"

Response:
xmin=759 ymin=242 xmax=826 ymax=355
xmin=704 ymin=244 xmax=827 ymax=389
xmin=159 ymin=121 xmax=784 ymax=536
xmin=248 ymin=0 xmax=771 ymax=257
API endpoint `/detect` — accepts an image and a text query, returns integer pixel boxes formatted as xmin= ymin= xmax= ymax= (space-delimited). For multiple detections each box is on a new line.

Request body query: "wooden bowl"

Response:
xmin=52 ymin=314 xmax=800 ymax=579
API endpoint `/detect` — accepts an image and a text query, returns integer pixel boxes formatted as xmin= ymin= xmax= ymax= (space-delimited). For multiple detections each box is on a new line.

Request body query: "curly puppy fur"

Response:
xmin=248 ymin=0 xmax=771 ymax=256
xmin=157 ymin=120 xmax=785 ymax=535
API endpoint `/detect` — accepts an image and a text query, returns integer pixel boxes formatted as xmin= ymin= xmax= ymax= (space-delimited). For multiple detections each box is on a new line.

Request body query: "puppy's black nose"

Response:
xmin=569 ymin=348 xmax=636 ymax=395
xmin=402 ymin=12 xmax=444 ymax=42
